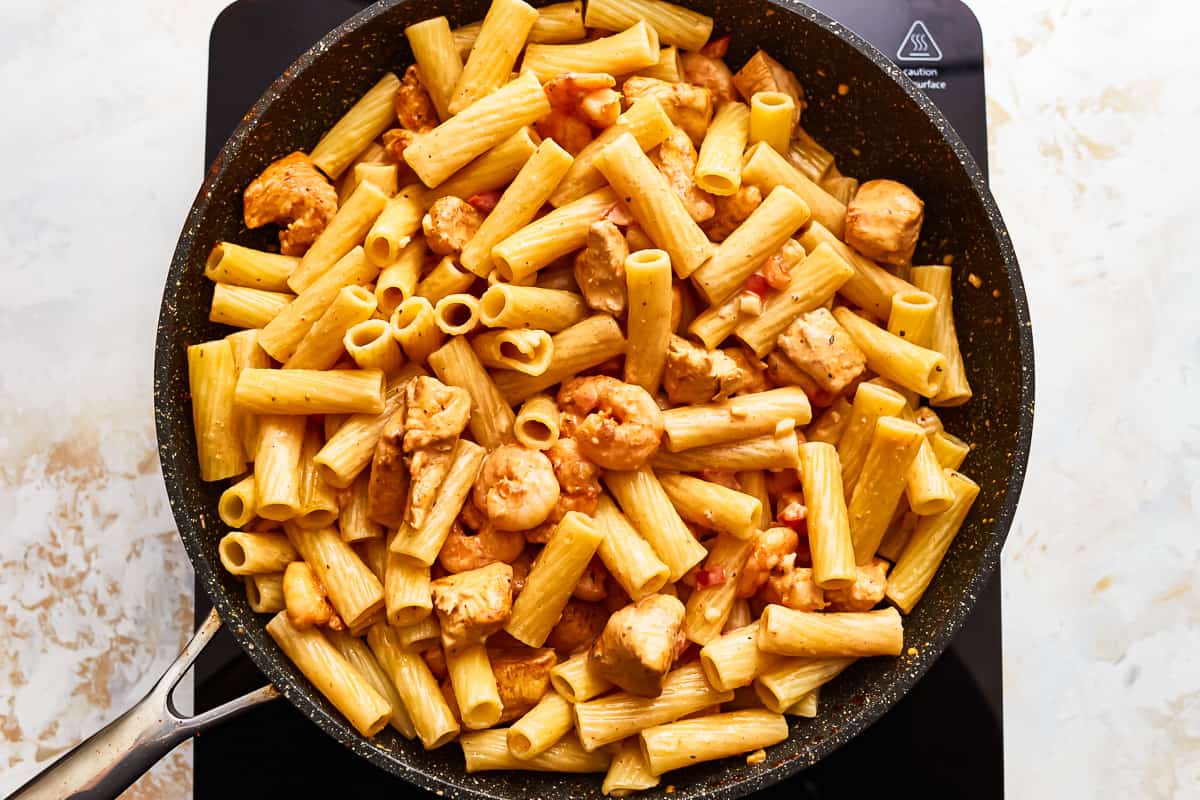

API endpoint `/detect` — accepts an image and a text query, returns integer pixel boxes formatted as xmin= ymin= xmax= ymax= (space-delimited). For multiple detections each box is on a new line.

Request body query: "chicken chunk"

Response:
xmin=243 ymin=151 xmax=338 ymax=256
xmin=650 ymin=127 xmax=715 ymax=223
xmin=490 ymin=647 xmax=558 ymax=722
xmin=589 ymin=594 xmax=686 ymax=697
xmin=763 ymin=557 xmax=825 ymax=611
xmin=574 ymin=220 xmax=628 ymax=315
xmin=403 ymin=376 xmax=472 ymax=528
xmin=663 ymin=335 xmax=751 ymax=405
xmin=723 ymin=347 xmax=768 ymax=395
xmin=844 ymin=179 xmax=925 ymax=267
xmin=680 ymin=52 xmax=736 ymax=104
xmin=732 ymin=51 xmax=805 ymax=127
xmin=430 ymin=561 xmax=514 ymax=652
xmin=547 ymin=599 xmax=607 ymax=654
xmin=704 ymin=184 xmax=762 ymax=242
xmin=396 ymin=65 xmax=438 ymax=131
xmin=622 ymin=77 xmax=714 ymax=145
xmin=824 ymin=557 xmax=889 ymax=612
xmin=366 ymin=398 xmax=409 ymax=528
xmin=776 ymin=308 xmax=868 ymax=397
xmin=422 ymin=196 xmax=484 ymax=256
xmin=573 ymin=557 xmax=609 ymax=602
xmin=765 ymin=350 xmax=836 ymax=407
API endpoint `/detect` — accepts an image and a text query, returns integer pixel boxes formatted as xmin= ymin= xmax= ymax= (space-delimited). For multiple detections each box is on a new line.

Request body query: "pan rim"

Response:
xmin=155 ymin=0 xmax=1034 ymax=796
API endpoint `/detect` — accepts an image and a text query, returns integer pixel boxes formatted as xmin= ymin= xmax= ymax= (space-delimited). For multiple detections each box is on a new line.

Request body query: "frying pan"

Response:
xmin=10 ymin=1 xmax=1033 ymax=798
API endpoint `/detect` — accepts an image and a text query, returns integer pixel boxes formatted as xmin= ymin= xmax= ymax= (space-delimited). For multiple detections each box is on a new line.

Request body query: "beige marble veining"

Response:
xmin=1 ymin=0 xmax=1197 ymax=798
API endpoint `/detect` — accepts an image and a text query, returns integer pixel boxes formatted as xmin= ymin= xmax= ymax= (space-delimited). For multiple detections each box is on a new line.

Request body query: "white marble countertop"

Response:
xmin=1 ymin=1 xmax=1197 ymax=797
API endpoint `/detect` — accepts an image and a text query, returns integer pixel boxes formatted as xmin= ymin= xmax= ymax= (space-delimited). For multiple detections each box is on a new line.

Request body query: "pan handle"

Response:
xmin=6 ymin=607 xmax=279 ymax=800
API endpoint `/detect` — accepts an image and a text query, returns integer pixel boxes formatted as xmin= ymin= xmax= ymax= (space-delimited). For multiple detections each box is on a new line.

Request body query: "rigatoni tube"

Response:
xmin=758 ymin=604 xmax=904 ymax=657
xmin=428 ymin=336 xmax=514 ymax=449
xmin=695 ymin=101 xmax=750 ymax=196
xmin=604 ymin=468 xmax=708 ymax=581
xmin=513 ymin=393 xmax=561 ymax=450
xmin=493 ymin=314 xmax=626 ymax=405
xmin=285 ymin=523 xmax=385 ymax=632
xmin=683 ymin=534 xmax=755 ymax=645
xmin=749 ymin=91 xmax=795 ymax=154
xmin=187 ymin=339 xmax=245 ymax=481
xmin=623 ymin=249 xmax=674 ymax=392
xmin=583 ymin=0 xmax=713 ymax=50
xmin=478 ymin=284 xmax=588 ymax=331
xmin=234 ymin=368 xmax=384 ymax=415
xmin=911 ymin=265 xmax=973 ymax=406
xmin=698 ymin=624 xmax=783 ymax=693
xmin=798 ymin=442 xmax=856 ymax=589
xmin=506 ymin=511 xmax=605 ymax=647
xmin=309 ymin=72 xmax=401 ymax=180
xmin=288 ymin=182 xmax=390 ymax=293
xmin=266 ymin=613 xmax=392 ymax=737
xmin=573 ymin=662 xmax=733 ymax=751
xmin=367 ymin=622 xmax=460 ymax=749
xmin=218 ymin=531 xmax=298 ymax=575
xmin=461 ymin=731 xmax=610 ymax=773
xmin=639 ymin=709 xmax=788 ymax=775
xmin=658 ymin=473 xmax=762 ymax=540
xmin=796 ymin=221 xmax=918 ymax=321
xmin=741 ymin=141 xmax=847 ymax=238
xmin=404 ymin=17 xmax=463 ymax=120
xmin=833 ymin=306 xmax=947 ymax=399
xmin=690 ymin=185 xmax=811 ymax=304
xmin=448 ymin=0 xmax=539 ymax=114
xmin=390 ymin=439 xmax=486 ymax=564
xmin=886 ymin=470 xmax=980 ymax=613
xmin=651 ymin=428 xmax=801 ymax=472
xmin=522 ymin=21 xmax=660 ymax=81
xmin=847 ymin=417 xmax=926 ymax=563
xmin=592 ymin=132 xmax=712 ymax=278
xmin=507 ymin=691 xmax=575 ymax=760
xmin=404 ymin=71 xmax=551 ymax=188
xmin=754 ymin=657 xmax=854 ymax=713
xmin=592 ymin=494 xmax=671 ymax=601
xmin=661 ymin=387 xmax=812 ymax=452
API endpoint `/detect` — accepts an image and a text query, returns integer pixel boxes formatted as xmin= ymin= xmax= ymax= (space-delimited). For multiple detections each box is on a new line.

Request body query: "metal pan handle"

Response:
xmin=6 ymin=607 xmax=279 ymax=800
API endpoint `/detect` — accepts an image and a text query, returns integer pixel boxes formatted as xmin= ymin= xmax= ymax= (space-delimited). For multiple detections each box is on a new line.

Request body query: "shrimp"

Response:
xmin=522 ymin=437 xmax=601 ymax=544
xmin=557 ymin=376 xmax=664 ymax=471
xmin=438 ymin=520 xmax=526 ymax=574
xmin=243 ymin=151 xmax=337 ymax=256
xmin=537 ymin=73 xmax=620 ymax=155
xmin=472 ymin=444 xmax=561 ymax=531
xmin=736 ymin=527 xmax=799 ymax=599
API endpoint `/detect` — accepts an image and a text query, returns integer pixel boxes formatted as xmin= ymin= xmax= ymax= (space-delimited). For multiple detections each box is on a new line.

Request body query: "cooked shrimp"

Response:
xmin=395 ymin=65 xmax=438 ymax=131
xmin=522 ymin=436 xmax=601 ymax=543
xmin=557 ymin=376 xmax=664 ymax=470
xmin=537 ymin=73 xmax=620 ymax=154
xmin=243 ymin=151 xmax=337 ymax=256
xmin=438 ymin=520 xmax=526 ymax=573
xmin=736 ymin=526 xmax=799 ymax=599
xmin=472 ymin=444 xmax=561 ymax=531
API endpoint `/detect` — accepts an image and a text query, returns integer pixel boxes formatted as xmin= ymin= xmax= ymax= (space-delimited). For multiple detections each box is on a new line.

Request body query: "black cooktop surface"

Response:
xmin=195 ymin=1 xmax=1001 ymax=797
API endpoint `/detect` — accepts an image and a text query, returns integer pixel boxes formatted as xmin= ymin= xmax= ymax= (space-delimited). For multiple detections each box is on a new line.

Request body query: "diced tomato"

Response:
xmin=700 ymin=34 xmax=731 ymax=58
xmin=695 ymin=566 xmax=727 ymax=588
xmin=744 ymin=273 xmax=771 ymax=298
xmin=467 ymin=190 xmax=502 ymax=213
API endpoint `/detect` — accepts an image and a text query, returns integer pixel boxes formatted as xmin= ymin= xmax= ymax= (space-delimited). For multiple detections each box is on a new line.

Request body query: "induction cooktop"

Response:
xmin=195 ymin=2 xmax=1002 ymax=797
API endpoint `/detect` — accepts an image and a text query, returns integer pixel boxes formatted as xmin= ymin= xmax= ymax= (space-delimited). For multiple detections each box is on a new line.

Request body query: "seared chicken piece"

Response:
xmin=431 ymin=561 xmax=514 ymax=652
xmin=663 ymin=335 xmax=749 ymax=405
xmin=649 ymin=127 xmax=715 ymax=223
xmin=844 ymin=179 xmax=925 ymax=267
xmin=396 ymin=65 xmax=438 ymax=131
xmin=622 ymin=77 xmax=714 ymax=145
xmin=366 ymin=395 xmax=409 ymax=528
xmin=422 ymin=196 xmax=484 ymax=256
xmin=765 ymin=350 xmax=835 ymax=407
xmin=703 ymin=184 xmax=762 ymax=243
xmin=243 ymin=151 xmax=338 ymax=256
xmin=490 ymin=647 xmax=558 ymax=722
xmin=403 ymin=376 xmax=472 ymax=528
xmin=763 ymin=556 xmax=825 ymax=611
xmin=589 ymin=594 xmax=686 ymax=697
xmin=680 ymin=52 xmax=736 ymax=104
xmin=573 ymin=557 xmax=609 ymax=602
xmin=382 ymin=128 xmax=417 ymax=163
xmin=732 ymin=51 xmax=805 ymax=127
xmin=573 ymin=220 xmax=628 ymax=316
xmin=547 ymin=599 xmax=608 ymax=654
xmin=776 ymin=308 xmax=867 ymax=397
xmin=824 ymin=557 xmax=889 ymax=612
xmin=723 ymin=347 xmax=768 ymax=395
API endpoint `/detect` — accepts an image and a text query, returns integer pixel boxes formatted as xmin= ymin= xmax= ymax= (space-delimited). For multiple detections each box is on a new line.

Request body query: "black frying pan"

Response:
xmin=11 ymin=2 xmax=1033 ymax=798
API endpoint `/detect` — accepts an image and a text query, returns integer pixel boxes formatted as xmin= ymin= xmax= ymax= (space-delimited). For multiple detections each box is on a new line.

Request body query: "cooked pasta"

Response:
xmin=191 ymin=5 xmax=983 ymax=786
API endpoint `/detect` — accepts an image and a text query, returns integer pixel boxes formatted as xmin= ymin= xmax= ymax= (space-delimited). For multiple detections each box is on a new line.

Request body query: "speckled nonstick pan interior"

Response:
xmin=155 ymin=1 xmax=1034 ymax=797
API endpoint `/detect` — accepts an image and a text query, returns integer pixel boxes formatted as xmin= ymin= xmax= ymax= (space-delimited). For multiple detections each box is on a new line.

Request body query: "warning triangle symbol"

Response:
xmin=897 ymin=20 xmax=943 ymax=62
